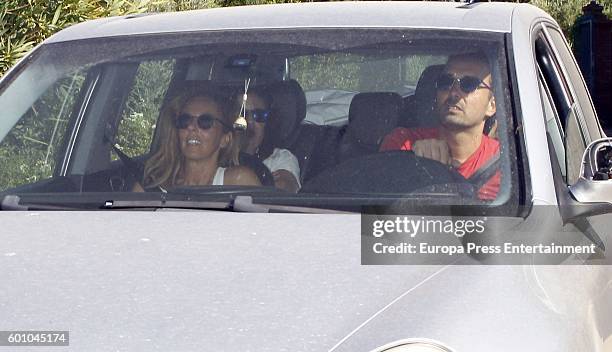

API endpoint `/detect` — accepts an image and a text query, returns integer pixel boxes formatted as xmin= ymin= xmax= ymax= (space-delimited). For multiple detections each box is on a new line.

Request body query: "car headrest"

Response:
xmin=266 ymin=79 xmax=307 ymax=147
xmin=402 ymin=64 xmax=445 ymax=127
xmin=347 ymin=92 xmax=401 ymax=147
xmin=415 ymin=64 xmax=445 ymax=123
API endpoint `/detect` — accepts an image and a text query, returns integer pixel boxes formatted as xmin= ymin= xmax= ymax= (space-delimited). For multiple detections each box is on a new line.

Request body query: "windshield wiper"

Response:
xmin=1 ymin=195 xmax=78 ymax=210
xmin=0 ymin=194 xmax=350 ymax=213
xmin=103 ymin=199 xmax=233 ymax=210
xmin=0 ymin=194 xmax=232 ymax=211
xmin=104 ymin=196 xmax=349 ymax=213
xmin=232 ymin=196 xmax=351 ymax=213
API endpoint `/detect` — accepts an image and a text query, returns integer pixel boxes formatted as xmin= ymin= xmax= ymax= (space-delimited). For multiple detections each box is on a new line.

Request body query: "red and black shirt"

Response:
xmin=379 ymin=127 xmax=500 ymax=200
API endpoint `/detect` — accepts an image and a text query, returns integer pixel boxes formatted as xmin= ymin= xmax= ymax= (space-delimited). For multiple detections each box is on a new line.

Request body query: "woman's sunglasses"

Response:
xmin=245 ymin=109 xmax=271 ymax=123
xmin=175 ymin=113 xmax=231 ymax=131
xmin=435 ymin=73 xmax=492 ymax=94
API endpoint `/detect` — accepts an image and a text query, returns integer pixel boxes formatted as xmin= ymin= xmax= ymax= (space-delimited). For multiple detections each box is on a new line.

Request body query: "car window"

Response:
xmin=114 ymin=59 xmax=175 ymax=159
xmin=0 ymin=70 xmax=86 ymax=191
xmin=291 ymin=53 xmax=446 ymax=126
xmin=538 ymin=69 xmax=567 ymax=179
xmin=534 ymin=28 xmax=587 ymax=184
xmin=0 ymin=29 xmax=517 ymax=210
xmin=546 ymin=26 xmax=602 ymax=140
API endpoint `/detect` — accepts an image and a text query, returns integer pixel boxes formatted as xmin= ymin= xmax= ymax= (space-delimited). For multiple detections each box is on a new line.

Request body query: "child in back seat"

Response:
xmin=232 ymin=87 xmax=301 ymax=193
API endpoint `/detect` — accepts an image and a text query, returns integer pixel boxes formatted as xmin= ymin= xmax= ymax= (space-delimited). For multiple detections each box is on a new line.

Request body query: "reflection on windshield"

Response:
xmin=0 ymin=29 xmax=513 ymax=209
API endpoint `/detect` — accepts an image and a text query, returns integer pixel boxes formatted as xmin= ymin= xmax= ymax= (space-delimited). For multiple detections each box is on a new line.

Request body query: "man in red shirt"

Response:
xmin=380 ymin=52 xmax=500 ymax=200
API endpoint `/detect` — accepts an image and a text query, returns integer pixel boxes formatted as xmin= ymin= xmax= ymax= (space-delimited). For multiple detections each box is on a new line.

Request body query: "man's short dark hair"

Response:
xmin=446 ymin=51 xmax=492 ymax=74
xmin=446 ymin=51 xmax=494 ymax=99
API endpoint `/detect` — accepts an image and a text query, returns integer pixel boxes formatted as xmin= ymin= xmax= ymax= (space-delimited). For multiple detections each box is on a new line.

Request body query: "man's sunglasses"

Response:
xmin=245 ymin=109 xmax=271 ymax=123
xmin=175 ymin=113 xmax=231 ymax=131
xmin=435 ymin=73 xmax=492 ymax=94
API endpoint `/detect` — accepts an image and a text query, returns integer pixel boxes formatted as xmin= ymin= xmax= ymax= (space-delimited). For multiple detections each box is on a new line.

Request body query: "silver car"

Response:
xmin=1 ymin=2 xmax=611 ymax=351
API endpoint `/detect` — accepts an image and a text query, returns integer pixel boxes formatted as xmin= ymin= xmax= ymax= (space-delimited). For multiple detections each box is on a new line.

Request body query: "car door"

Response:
xmin=533 ymin=22 xmax=612 ymax=347
xmin=533 ymin=22 xmax=611 ymax=255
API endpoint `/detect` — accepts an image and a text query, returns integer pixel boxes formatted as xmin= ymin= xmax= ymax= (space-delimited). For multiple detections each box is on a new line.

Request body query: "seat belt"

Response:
xmin=466 ymin=152 xmax=500 ymax=190
xmin=103 ymin=131 xmax=143 ymax=182
xmin=111 ymin=144 xmax=143 ymax=179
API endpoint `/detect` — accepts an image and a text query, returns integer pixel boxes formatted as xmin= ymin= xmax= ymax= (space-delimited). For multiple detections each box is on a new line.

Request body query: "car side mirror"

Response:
xmin=570 ymin=137 xmax=612 ymax=203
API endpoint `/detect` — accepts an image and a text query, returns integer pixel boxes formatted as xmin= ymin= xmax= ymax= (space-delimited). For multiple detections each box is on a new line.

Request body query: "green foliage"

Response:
xmin=0 ymin=71 xmax=85 ymax=190
xmin=531 ymin=0 xmax=612 ymax=45
xmin=114 ymin=60 xmax=174 ymax=158
xmin=215 ymin=0 xmax=304 ymax=6
xmin=403 ymin=55 xmax=446 ymax=86
xmin=0 ymin=147 xmax=54 ymax=190
xmin=290 ymin=54 xmax=364 ymax=91
xmin=148 ymin=0 xmax=217 ymax=11
xmin=532 ymin=0 xmax=583 ymax=35
xmin=0 ymin=0 xmax=155 ymax=74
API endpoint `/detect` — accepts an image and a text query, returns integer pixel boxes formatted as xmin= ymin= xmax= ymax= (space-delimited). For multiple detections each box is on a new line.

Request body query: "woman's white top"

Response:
xmin=262 ymin=148 xmax=301 ymax=186
xmin=212 ymin=167 xmax=226 ymax=185
xmin=210 ymin=149 xmax=300 ymax=187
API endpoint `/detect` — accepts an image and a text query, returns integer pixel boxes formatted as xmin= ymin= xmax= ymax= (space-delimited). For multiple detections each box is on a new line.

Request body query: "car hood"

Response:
xmin=0 ymin=211 xmax=448 ymax=351
xmin=1 ymin=211 xmax=609 ymax=352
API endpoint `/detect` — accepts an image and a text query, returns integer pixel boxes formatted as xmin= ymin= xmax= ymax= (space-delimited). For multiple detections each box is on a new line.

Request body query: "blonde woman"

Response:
xmin=133 ymin=90 xmax=260 ymax=192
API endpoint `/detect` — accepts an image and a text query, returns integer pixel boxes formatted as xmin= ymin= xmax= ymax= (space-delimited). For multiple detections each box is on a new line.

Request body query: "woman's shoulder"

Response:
xmin=224 ymin=165 xmax=261 ymax=186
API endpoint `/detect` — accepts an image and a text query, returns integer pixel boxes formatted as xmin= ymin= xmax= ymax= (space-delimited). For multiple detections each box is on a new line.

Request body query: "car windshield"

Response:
xmin=0 ymin=29 xmax=517 ymax=210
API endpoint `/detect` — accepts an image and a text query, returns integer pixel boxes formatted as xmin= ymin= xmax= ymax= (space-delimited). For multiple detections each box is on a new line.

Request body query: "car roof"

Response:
xmin=45 ymin=1 xmax=552 ymax=44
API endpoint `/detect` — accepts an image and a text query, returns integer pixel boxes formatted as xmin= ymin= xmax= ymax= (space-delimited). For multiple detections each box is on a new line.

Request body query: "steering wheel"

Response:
xmin=300 ymin=150 xmax=474 ymax=197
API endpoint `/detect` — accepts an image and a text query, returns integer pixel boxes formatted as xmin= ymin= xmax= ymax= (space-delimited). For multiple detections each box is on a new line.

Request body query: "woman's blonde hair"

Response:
xmin=142 ymin=87 xmax=241 ymax=189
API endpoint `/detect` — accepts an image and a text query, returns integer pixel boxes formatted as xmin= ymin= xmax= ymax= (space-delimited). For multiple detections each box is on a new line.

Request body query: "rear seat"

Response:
xmin=292 ymin=92 xmax=401 ymax=183
xmin=289 ymin=123 xmax=326 ymax=183
xmin=295 ymin=124 xmax=345 ymax=183
xmin=337 ymin=92 xmax=401 ymax=162
xmin=266 ymin=79 xmax=307 ymax=149
xmin=400 ymin=64 xmax=444 ymax=128
xmin=289 ymin=63 xmax=500 ymax=186
xmin=263 ymin=79 xmax=317 ymax=184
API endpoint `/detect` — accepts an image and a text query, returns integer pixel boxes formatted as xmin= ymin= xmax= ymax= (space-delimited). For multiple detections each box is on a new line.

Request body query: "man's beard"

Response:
xmin=437 ymin=102 xmax=469 ymax=130
xmin=436 ymin=96 xmax=479 ymax=130
xmin=439 ymin=112 xmax=469 ymax=129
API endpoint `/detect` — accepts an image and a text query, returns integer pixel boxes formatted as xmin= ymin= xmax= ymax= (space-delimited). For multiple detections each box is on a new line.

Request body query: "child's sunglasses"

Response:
xmin=175 ymin=113 xmax=231 ymax=131
xmin=435 ymin=73 xmax=492 ymax=94
xmin=245 ymin=109 xmax=271 ymax=123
